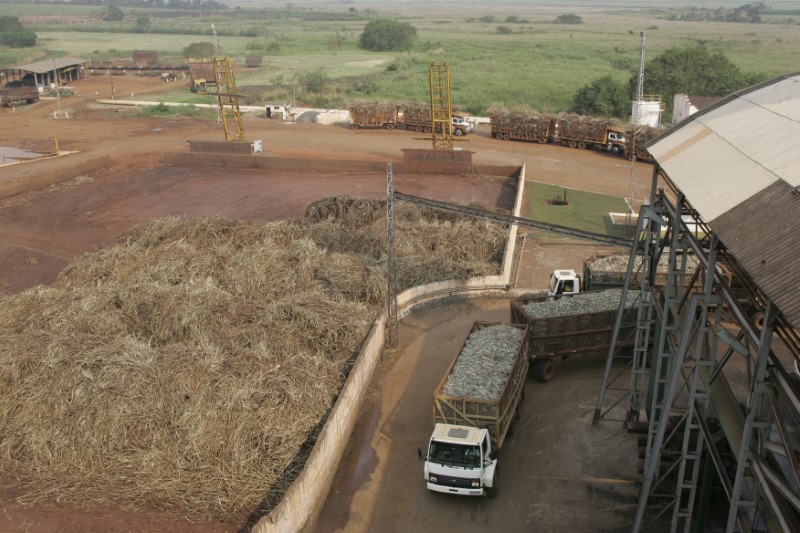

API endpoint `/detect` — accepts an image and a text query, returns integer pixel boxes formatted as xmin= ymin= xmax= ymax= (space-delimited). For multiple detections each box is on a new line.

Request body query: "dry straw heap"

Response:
xmin=0 ymin=196 xmax=506 ymax=522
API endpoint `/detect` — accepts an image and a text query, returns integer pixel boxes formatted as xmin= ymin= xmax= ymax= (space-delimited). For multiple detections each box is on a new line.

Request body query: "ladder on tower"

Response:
xmin=429 ymin=62 xmax=453 ymax=151
xmin=213 ymin=56 xmax=244 ymax=141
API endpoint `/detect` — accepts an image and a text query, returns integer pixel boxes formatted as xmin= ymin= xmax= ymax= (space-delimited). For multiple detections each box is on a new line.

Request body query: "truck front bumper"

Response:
xmin=426 ymin=481 xmax=484 ymax=496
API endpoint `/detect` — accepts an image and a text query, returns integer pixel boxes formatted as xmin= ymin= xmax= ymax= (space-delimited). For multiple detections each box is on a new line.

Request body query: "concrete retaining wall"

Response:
xmin=0 ymin=155 xmax=111 ymax=199
xmin=252 ymin=163 xmax=527 ymax=533
xmin=161 ymin=152 xmax=519 ymax=178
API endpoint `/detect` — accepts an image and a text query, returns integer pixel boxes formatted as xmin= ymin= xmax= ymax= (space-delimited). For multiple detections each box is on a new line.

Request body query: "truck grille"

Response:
xmin=436 ymin=475 xmax=475 ymax=489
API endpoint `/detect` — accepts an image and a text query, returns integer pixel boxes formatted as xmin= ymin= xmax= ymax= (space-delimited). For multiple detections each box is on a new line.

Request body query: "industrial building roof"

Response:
xmin=647 ymin=72 xmax=800 ymax=329
xmin=8 ymin=56 xmax=89 ymax=74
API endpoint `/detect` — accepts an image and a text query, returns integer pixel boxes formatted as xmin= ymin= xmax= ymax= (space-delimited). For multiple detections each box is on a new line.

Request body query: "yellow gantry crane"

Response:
xmin=211 ymin=24 xmax=244 ymax=141
xmin=429 ymin=62 xmax=454 ymax=150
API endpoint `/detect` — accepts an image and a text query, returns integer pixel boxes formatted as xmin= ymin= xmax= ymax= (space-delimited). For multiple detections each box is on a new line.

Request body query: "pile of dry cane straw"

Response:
xmin=0 ymin=195 xmax=507 ymax=522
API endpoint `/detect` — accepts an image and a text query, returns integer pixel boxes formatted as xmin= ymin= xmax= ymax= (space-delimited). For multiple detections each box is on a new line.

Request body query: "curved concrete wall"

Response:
xmin=253 ymin=164 xmax=527 ymax=533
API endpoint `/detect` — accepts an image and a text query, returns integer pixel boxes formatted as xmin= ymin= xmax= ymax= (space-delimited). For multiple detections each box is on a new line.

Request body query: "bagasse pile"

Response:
xmin=442 ymin=325 xmax=523 ymax=401
xmin=0 ymin=196 xmax=507 ymax=522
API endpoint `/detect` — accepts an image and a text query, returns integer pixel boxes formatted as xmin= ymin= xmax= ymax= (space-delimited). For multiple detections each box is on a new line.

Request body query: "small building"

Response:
xmin=264 ymin=103 xmax=292 ymax=120
xmin=671 ymin=94 xmax=720 ymax=124
xmin=1 ymin=56 xmax=89 ymax=89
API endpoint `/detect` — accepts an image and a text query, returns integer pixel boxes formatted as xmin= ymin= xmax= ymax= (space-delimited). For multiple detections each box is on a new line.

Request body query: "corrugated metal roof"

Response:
xmin=648 ymin=72 xmax=800 ymax=329
xmin=9 ymin=56 xmax=89 ymax=74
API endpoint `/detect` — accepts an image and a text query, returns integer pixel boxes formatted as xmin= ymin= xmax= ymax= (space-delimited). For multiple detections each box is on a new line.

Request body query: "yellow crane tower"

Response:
xmin=211 ymin=24 xmax=244 ymax=141
xmin=429 ymin=62 xmax=454 ymax=150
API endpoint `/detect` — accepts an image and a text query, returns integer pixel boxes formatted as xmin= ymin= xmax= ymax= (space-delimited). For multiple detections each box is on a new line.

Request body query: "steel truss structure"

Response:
xmin=595 ymin=166 xmax=800 ymax=532
xmin=428 ymin=62 xmax=454 ymax=151
xmin=212 ymin=55 xmax=244 ymax=141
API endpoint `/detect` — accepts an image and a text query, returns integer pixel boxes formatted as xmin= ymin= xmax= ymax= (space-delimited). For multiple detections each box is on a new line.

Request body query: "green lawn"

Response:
xmin=522 ymin=181 xmax=635 ymax=241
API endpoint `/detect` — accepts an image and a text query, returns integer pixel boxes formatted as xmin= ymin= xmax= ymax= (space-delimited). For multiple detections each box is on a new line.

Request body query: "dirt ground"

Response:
xmin=0 ymin=74 xmax=654 ymax=532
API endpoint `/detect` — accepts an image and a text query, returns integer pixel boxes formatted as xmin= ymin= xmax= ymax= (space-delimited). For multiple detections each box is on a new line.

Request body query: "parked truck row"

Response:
xmin=490 ymin=110 xmax=671 ymax=161
xmin=347 ymin=100 xmax=475 ymax=135
xmin=491 ymin=110 xmax=627 ymax=153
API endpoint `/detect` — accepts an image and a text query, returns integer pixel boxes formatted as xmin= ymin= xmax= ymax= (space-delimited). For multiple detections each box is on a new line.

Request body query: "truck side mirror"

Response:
xmin=417 ymin=447 xmax=426 ymax=460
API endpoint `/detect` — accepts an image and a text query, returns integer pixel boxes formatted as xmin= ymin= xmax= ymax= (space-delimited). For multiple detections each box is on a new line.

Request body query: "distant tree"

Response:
xmin=0 ymin=16 xmax=36 ymax=47
xmin=555 ymin=14 xmax=583 ymax=24
xmin=0 ymin=16 xmax=21 ymax=31
xmin=572 ymin=76 xmax=630 ymax=118
xmin=267 ymin=42 xmax=281 ymax=54
xmin=632 ymin=46 xmax=765 ymax=115
xmin=182 ymin=42 xmax=215 ymax=58
xmin=506 ymin=15 xmax=520 ymax=23
xmin=104 ymin=5 xmax=125 ymax=21
xmin=479 ymin=15 xmax=495 ymax=23
xmin=297 ymin=69 xmax=329 ymax=105
xmin=359 ymin=19 xmax=417 ymax=52
xmin=496 ymin=26 xmax=513 ymax=34
xmin=135 ymin=16 xmax=151 ymax=33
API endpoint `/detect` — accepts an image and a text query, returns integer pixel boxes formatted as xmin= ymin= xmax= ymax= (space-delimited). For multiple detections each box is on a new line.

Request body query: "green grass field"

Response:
xmin=3 ymin=1 xmax=800 ymax=114
xmin=522 ymin=182 xmax=635 ymax=241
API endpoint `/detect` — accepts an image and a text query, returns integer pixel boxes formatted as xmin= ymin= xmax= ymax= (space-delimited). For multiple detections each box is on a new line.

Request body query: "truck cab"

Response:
xmin=548 ymin=269 xmax=581 ymax=297
xmin=452 ymin=116 xmax=475 ymax=135
xmin=605 ymin=130 xmax=626 ymax=154
xmin=419 ymin=423 xmax=498 ymax=497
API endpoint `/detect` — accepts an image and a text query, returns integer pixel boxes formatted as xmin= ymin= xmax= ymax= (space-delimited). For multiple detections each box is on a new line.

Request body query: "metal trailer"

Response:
xmin=432 ymin=321 xmax=529 ymax=450
xmin=510 ymin=292 xmax=638 ymax=382
xmin=490 ymin=113 xmax=554 ymax=143
xmin=400 ymin=102 xmax=432 ymax=133
xmin=582 ymin=255 xmax=703 ymax=293
xmin=348 ymin=103 xmax=399 ymax=130
xmin=1 ymin=85 xmax=40 ymax=107
xmin=551 ymin=116 xmax=625 ymax=152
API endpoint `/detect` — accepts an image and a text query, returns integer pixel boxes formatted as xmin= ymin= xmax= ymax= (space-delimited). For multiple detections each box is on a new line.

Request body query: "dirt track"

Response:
xmin=0 ymin=75 xmax=653 ymax=532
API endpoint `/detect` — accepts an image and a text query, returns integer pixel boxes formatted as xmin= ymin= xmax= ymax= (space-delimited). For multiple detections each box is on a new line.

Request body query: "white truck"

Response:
xmin=452 ymin=115 xmax=476 ymax=134
xmin=418 ymin=322 xmax=528 ymax=497
xmin=421 ymin=423 xmax=499 ymax=497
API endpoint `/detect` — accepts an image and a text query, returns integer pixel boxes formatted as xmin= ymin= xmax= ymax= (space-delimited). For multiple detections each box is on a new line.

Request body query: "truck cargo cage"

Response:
xmin=432 ymin=321 xmax=529 ymax=450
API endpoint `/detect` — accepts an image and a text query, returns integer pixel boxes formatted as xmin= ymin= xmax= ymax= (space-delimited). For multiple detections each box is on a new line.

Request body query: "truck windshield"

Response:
xmin=429 ymin=442 xmax=482 ymax=468
xmin=548 ymin=274 xmax=558 ymax=294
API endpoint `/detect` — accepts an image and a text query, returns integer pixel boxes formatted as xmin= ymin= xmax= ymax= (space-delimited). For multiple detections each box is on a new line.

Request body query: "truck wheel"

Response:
xmin=350 ymin=124 xmax=359 ymax=130
xmin=577 ymin=141 xmax=587 ymax=149
xmin=611 ymin=144 xmax=621 ymax=154
xmin=385 ymin=124 xmax=395 ymax=130
xmin=502 ymin=133 xmax=510 ymax=141
xmin=532 ymin=358 xmax=556 ymax=383
xmin=537 ymin=138 xmax=548 ymax=144
xmin=486 ymin=468 xmax=498 ymax=498
xmin=454 ymin=128 xmax=464 ymax=136
xmin=415 ymin=125 xmax=423 ymax=132
xmin=568 ymin=140 xmax=577 ymax=148
xmin=424 ymin=126 xmax=432 ymax=133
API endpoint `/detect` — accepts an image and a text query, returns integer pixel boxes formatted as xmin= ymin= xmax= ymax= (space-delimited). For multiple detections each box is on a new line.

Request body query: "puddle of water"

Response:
xmin=0 ymin=146 xmax=50 ymax=165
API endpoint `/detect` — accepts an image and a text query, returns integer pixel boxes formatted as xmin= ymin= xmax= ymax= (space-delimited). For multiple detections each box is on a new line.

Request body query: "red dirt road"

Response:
xmin=0 ymin=75 xmax=653 ymax=532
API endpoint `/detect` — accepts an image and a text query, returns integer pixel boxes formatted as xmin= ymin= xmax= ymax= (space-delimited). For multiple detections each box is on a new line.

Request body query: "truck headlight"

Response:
xmin=429 ymin=475 xmax=438 ymax=483
xmin=471 ymin=480 xmax=481 ymax=487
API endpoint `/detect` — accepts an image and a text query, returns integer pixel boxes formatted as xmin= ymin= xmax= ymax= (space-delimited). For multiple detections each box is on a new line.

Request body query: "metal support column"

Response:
xmin=726 ymin=300 xmax=779 ymax=532
xmin=385 ymin=162 xmax=398 ymax=347
xmin=671 ymin=237 xmax=723 ymax=532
